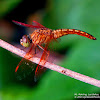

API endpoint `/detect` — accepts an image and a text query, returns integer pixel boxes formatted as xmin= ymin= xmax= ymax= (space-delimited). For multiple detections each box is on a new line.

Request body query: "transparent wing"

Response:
xmin=15 ymin=45 xmax=37 ymax=80
xmin=15 ymin=44 xmax=49 ymax=81
xmin=32 ymin=21 xmax=46 ymax=28
xmin=34 ymin=44 xmax=49 ymax=81
xmin=12 ymin=20 xmax=46 ymax=28
xmin=15 ymin=58 xmax=36 ymax=80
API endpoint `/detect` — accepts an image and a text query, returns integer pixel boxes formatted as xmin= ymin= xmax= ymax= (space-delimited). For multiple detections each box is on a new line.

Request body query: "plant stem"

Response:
xmin=0 ymin=39 xmax=100 ymax=87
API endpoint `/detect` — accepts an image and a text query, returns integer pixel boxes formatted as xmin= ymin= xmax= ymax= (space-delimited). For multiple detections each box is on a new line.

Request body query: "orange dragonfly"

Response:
xmin=12 ymin=20 xmax=96 ymax=80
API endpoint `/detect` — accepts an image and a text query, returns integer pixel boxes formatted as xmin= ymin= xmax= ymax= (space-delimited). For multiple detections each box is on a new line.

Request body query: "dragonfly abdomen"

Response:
xmin=53 ymin=29 xmax=96 ymax=40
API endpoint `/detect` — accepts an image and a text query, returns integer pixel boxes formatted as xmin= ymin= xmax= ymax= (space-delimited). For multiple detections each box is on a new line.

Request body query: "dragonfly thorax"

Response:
xmin=30 ymin=28 xmax=54 ymax=45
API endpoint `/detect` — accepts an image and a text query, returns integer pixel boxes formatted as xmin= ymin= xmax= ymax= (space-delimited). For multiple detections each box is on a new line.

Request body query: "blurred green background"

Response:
xmin=0 ymin=0 xmax=100 ymax=100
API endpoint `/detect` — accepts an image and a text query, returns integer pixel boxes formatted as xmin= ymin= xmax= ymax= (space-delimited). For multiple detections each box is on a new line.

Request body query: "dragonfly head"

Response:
xmin=20 ymin=35 xmax=30 ymax=47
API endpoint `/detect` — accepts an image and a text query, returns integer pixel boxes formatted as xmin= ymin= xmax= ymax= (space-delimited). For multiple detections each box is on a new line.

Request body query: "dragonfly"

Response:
xmin=12 ymin=20 xmax=96 ymax=80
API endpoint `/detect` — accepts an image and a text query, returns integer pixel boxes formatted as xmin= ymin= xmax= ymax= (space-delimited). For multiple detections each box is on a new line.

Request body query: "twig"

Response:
xmin=0 ymin=39 xmax=100 ymax=87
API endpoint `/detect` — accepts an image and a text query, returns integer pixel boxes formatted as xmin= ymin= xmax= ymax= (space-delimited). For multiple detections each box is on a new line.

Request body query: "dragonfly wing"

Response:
xmin=12 ymin=20 xmax=44 ymax=28
xmin=15 ymin=44 xmax=37 ymax=80
xmin=34 ymin=45 xmax=49 ymax=81
xmin=32 ymin=21 xmax=46 ymax=28
xmin=16 ymin=58 xmax=36 ymax=80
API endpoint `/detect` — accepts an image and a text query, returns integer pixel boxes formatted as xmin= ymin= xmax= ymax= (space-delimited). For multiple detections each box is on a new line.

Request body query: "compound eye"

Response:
xmin=22 ymin=35 xmax=27 ymax=43
xmin=20 ymin=35 xmax=30 ymax=47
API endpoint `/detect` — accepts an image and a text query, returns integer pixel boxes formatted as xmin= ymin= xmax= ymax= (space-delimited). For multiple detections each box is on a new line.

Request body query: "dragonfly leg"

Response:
xmin=35 ymin=45 xmax=50 ymax=77
xmin=37 ymin=45 xmax=50 ymax=63
xmin=37 ymin=45 xmax=49 ymax=55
